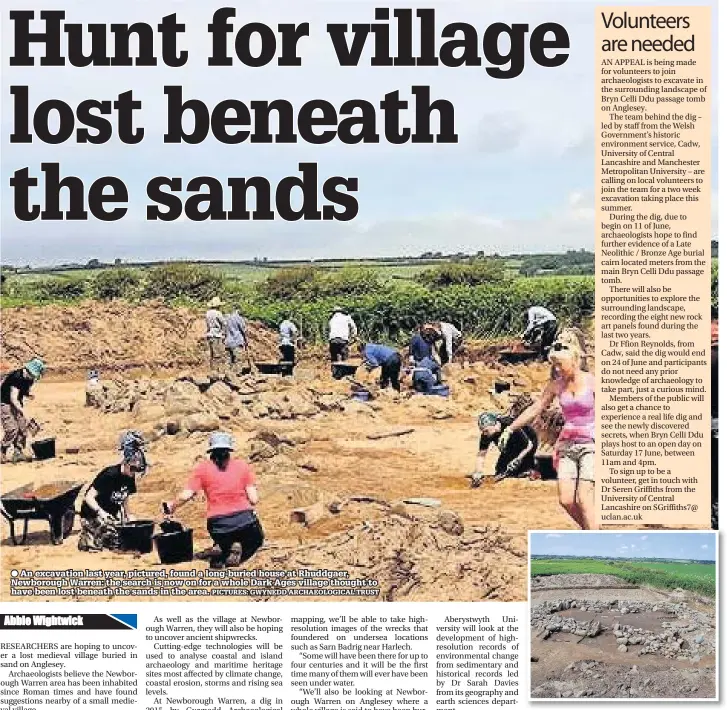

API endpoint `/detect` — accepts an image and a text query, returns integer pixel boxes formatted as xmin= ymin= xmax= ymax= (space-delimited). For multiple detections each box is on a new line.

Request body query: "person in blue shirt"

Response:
xmin=358 ymin=342 xmax=402 ymax=392
xmin=411 ymin=356 xmax=441 ymax=393
xmin=409 ymin=327 xmax=433 ymax=364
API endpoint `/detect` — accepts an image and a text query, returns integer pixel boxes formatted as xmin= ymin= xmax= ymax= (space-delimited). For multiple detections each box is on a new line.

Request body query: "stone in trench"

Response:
xmin=437 ymin=510 xmax=464 ymax=536
xmin=618 ymin=645 xmax=628 ymax=653
xmin=181 ymin=412 xmax=220 ymax=433
xmin=249 ymin=440 xmax=277 ymax=462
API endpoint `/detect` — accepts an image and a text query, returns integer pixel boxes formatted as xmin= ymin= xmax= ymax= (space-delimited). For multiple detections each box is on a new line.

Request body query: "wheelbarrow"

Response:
xmin=1 ymin=481 xmax=83 ymax=545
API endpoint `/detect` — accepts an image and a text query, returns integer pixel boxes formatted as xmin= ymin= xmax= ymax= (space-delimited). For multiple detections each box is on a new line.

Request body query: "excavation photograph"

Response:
xmin=529 ymin=531 xmax=717 ymax=699
xmin=0 ymin=257 xmax=595 ymax=602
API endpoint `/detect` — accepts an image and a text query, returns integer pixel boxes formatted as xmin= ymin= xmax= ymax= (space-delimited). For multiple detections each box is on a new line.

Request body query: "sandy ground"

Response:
xmin=1 ymin=303 xmax=579 ymax=603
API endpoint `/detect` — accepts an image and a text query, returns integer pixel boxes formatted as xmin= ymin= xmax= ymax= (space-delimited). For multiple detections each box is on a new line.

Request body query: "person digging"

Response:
xmin=358 ymin=342 xmax=403 ymax=393
xmin=0 ymin=357 xmax=45 ymax=464
xmin=163 ymin=432 xmax=263 ymax=569
xmin=469 ymin=412 xmax=538 ymax=487
xmin=78 ymin=431 xmax=149 ymax=552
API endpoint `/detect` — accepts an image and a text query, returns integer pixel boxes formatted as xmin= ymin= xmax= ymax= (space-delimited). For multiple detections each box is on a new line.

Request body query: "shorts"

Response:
xmin=555 ymin=441 xmax=595 ymax=483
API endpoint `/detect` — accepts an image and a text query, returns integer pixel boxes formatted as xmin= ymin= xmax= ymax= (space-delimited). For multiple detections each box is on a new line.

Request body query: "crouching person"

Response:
xmin=78 ymin=431 xmax=148 ymax=552
xmin=470 ymin=412 xmax=538 ymax=487
xmin=411 ymin=356 xmax=441 ymax=394
xmin=164 ymin=432 xmax=264 ymax=569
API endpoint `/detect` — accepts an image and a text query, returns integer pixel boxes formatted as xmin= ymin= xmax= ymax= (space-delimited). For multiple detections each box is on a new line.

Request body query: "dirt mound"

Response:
xmin=1 ymin=302 xmax=279 ymax=378
xmin=532 ymin=574 xmax=637 ymax=590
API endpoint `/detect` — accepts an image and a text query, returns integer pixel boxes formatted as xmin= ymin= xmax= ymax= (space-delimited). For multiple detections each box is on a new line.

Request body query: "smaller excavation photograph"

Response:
xmin=529 ymin=530 xmax=717 ymax=700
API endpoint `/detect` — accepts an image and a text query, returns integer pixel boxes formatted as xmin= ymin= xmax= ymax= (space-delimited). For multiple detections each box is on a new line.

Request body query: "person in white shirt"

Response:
xmin=205 ymin=297 xmax=227 ymax=377
xmin=523 ymin=306 xmax=558 ymax=360
xmin=328 ymin=307 xmax=358 ymax=362
xmin=279 ymin=318 xmax=299 ymax=363
xmin=434 ymin=321 xmax=463 ymax=365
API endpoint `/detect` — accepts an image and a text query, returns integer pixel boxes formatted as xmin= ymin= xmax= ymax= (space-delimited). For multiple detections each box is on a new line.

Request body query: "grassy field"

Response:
xmin=531 ymin=557 xmax=716 ymax=597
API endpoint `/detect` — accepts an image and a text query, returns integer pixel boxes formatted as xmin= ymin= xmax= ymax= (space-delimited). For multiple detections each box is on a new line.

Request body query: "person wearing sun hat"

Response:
xmin=164 ymin=431 xmax=263 ymax=569
xmin=0 ymin=357 xmax=45 ymax=463
xmin=499 ymin=328 xmax=596 ymax=529
xmin=205 ymin=296 xmax=227 ymax=378
xmin=469 ymin=410 xmax=538 ymax=488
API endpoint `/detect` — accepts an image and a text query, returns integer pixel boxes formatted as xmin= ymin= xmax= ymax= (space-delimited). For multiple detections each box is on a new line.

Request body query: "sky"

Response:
xmin=530 ymin=531 xmax=717 ymax=561
xmin=0 ymin=0 xmax=719 ymax=265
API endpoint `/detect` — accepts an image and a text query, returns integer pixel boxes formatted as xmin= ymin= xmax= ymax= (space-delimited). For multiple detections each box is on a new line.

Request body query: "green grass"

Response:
xmin=531 ymin=557 xmax=716 ymax=597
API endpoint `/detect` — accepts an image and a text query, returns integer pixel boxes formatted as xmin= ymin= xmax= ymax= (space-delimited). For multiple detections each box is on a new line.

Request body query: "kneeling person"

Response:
xmin=78 ymin=431 xmax=148 ymax=552
xmin=471 ymin=412 xmax=537 ymax=486
xmin=411 ymin=356 xmax=441 ymax=393
xmin=164 ymin=432 xmax=263 ymax=569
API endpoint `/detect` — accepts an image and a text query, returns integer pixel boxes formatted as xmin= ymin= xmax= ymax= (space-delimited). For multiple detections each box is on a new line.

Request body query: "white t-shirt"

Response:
xmin=328 ymin=313 xmax=357 ymax=341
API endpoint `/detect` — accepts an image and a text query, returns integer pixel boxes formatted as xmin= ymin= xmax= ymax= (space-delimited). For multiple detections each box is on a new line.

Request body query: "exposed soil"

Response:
xmin=1 ymin=303 xmax=577 ymax=602
xmin=530 ymin=575 xmax=716 ymax=699
xmin=1 ymin=301 xmax=280 ymax=378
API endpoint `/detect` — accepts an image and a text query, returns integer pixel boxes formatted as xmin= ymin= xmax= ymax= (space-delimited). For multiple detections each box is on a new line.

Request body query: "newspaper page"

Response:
xmin=0 ymin=0 xmax=719 ymax=705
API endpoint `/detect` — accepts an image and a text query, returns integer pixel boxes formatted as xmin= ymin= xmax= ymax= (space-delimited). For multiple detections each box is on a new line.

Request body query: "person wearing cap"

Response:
xmin=328 ymin=307 xmax=357 ymax=363
xmin=225 ymin=306 xmax=249 ymax=374
xmin=470 ymin=411 xmax=538 ymax=487
xmin=278 ymin=317 xmax=299 ymax=363
xmin=164 ymin=432 xmax=262 ymax=569
xmin=78 ymin=431 xmax=148 ymax=552
xmin=523 ymin=306 xmax=558 ymax=360
xmin=0 ymin=357 xmax=45 ymax=463
xmin=501 ymin=329 xmax=596 ymax=529
xmin=358 ymin=342 xmax=402 ymax=392
xmin=205 ymin=297 xmax=227 ymax=378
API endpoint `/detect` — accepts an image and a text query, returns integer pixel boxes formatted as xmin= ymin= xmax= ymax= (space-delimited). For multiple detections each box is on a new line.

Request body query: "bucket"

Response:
xmin=352 ymin=390 xmax=371 ymax=402
xmin=31 ymin=437 xmax=56 ymax=461
xmin=426 ymin=384 xmax=450 ymax=397
xmin=333 ymin=363 xmax=358 ymax=380
xmin=118 ymin=520 xmax=155 ymax=554
xmin=154 ymin=528 xmax=194 ymax=564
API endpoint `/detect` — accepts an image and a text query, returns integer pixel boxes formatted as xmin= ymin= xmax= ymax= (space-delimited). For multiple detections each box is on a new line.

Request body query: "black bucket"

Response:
xmin=31 ymin=438 xmax=56 ymax=461
xmin=154 ymin=528 xmax=194 ymax=564
xmin=332 ymin=362 xmax=358 ymax=380
xmin=118 ymin=520 xmax=155 ymax=554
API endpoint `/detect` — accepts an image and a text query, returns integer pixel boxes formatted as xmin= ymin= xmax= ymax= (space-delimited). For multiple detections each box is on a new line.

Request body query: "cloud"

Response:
xmin=702 ymin=544 xmax=709 ymax=550
xmin=640 ymin=535 xmax=648 ymax=541
xmin=471 ymin=113 xmax=525 ymax=154
xmin=545 ymin=534 xmax=563 ymax=539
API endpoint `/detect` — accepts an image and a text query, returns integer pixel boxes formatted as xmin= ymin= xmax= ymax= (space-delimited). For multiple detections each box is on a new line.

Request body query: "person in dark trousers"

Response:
xmin=328 ymin=307 xmax=357 ymax=362
xmin=411 ymin=356 xmax=441 ymax=393
xmin=409 ymin=326 xmax=434 ymax=364
xmin=359 ymin=342 xmax=402 ymax=392
xmin=78 ymin=431 xmax=148 ymax=552
xmin=164 ymin=432 xmax=263 ymax=569
xmin=470 ymin=412 xmax=538 ymax=487
xmin=523 ymin=306 xmax=558 ymax=360
xmin=278 ymin=318 xmax=298 ymax=362
xmin=0 ymin=357 xmax=44 ymax=463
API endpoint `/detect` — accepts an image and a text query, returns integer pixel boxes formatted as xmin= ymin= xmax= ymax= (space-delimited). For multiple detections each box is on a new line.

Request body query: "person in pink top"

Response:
xmin=164 ymin=432 xmax=263 ymax=568
xmin=500 ymin=329 xmax=596 ymax=529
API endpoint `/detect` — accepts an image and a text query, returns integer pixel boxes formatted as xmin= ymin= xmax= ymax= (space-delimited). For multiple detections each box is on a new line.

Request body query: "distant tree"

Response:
xmin=86 ymin=258 xmax=101 ymax=269
xmin=114 ymin=258 xmax=122 ymax=265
